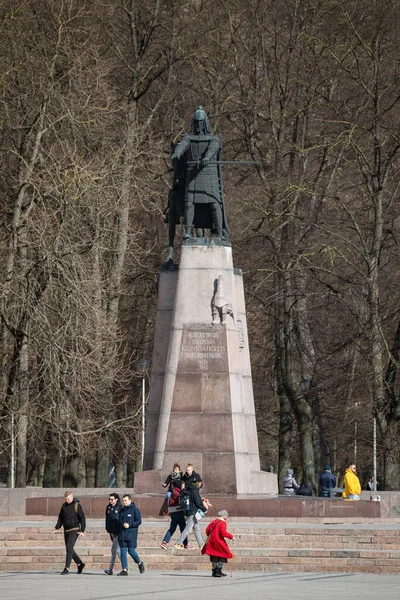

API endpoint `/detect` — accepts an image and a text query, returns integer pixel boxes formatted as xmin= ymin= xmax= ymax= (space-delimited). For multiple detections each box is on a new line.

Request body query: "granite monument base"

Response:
xmin=142 ymin=241 xmax=278 ymax=496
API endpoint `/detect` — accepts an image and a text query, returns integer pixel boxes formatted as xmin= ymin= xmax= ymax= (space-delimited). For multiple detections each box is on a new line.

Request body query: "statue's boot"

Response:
xmin=184 ymin=226 xmax=192 ymax=240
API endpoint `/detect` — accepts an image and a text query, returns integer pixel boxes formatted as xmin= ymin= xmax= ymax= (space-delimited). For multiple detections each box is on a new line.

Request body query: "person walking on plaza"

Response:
xmin=342 ymin=464 xmax=361 ymax=500
xmin=320 ymin=465 xmax=336 ymax=497
xmin=160 ymin=480 xmax=189 ymax=550
xmin=282 ymin=468 xmax=299 ymax=496
xmin=117 ymin=494 xmax=145 ymax=576
xmin=104 ymin=492 xmax=122 ymax=575
xmin=201 ymin=509 xmax=234 ymax=577
xmin=174 ymin=481 xmax=208 ymax=549
xmin=52 ymin=490 xmax=86 ymax=575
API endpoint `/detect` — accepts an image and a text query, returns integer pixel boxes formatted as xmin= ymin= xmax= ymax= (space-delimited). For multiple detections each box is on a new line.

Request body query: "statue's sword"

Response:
xmin=187 ymin=160 xmax=260 ymax=166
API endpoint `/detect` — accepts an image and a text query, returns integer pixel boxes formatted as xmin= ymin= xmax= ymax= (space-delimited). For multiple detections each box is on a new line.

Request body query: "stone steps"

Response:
xmin=0 ymin=523 xmax=399 ymax=574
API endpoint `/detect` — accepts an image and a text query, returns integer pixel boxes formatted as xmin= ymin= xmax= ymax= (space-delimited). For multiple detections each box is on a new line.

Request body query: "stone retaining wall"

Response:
xmin=0 ymin=487 xmax=399 ymax=518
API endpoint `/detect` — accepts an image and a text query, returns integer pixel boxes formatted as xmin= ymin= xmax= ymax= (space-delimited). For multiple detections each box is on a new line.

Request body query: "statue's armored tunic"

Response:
xmin=172 ymin=134 xmax=222 ymax=205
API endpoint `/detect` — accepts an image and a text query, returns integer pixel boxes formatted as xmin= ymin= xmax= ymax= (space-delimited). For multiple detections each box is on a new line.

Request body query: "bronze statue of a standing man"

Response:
xmin=170 ymin=106 xmax=228 ymax=241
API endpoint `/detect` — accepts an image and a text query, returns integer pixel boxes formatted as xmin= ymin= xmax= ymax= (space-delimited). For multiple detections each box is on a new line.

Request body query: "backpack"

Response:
xmin=169 ymin=486 xmax=181 ymax=508
xmin=179 ymin=489 xmax=191 ymax=511
xmin=297 ymin=484 xmax=313 ymax=496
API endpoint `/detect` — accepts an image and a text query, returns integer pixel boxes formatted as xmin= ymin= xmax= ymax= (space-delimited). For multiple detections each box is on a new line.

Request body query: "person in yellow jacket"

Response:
xmin=342 ymin=464 xmax=361 ymax=500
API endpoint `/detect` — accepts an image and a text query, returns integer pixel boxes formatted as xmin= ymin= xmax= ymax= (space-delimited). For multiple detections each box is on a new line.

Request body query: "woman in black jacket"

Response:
xmin=174 ymin=481 xmax=207 ymax=549
xmin=52 ymin=491 xmax=86 ymax=575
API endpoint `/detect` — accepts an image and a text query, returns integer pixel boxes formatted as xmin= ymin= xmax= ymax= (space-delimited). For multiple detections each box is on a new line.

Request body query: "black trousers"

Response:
xmin=64 ymin=530 xmax=82 ymax=569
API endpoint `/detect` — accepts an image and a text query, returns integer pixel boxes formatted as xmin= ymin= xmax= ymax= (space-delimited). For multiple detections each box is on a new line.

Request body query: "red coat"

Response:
xmin=201 ymin=518 xmax=233 ymax=559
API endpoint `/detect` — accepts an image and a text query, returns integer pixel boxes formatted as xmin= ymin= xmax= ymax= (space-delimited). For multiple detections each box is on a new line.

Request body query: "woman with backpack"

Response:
xmin=174 ymin=481 xmax=208 ymax=549
xmin=160 ymin=480 xmax=189 ymax=550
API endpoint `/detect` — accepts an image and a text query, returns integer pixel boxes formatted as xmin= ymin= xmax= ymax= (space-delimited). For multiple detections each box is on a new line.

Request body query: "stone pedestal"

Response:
xmin=135 ymin=240 xmax=277 ymax=496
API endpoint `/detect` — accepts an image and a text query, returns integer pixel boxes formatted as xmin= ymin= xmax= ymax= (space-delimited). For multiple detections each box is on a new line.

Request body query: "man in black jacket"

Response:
xmin=104 ymin=493 xmax=122 ymax=575
xmin=52 ymin=491 xmax=86 ymax=575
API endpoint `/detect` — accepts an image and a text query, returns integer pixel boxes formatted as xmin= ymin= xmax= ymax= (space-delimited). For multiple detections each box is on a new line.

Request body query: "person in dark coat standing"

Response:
xmin=320 ymin=465 xmax=336 ymax=497
xmin=104 ymin=493 xmax=122 ymax=575
xmin=117 ymin=494 xmax=145 ymax=576
xmin=52 ymin=490 xmax=86 ymax=575
xmin=201 ymin=509 xmax=234 ymax=577
xmin=174 ymin=481 xmax=207 ymax=549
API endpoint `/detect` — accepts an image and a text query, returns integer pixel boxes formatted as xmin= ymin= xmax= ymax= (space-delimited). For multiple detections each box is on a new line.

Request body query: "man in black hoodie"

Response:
xmin=104 ymin=492 xmax=122 ymax=575
xmin=52 ymin=491 xmax=86 ymax=575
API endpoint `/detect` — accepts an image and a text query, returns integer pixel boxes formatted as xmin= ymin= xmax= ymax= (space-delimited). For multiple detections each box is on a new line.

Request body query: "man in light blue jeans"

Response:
xmin=117 ymin=494 xmax=145 ymax=576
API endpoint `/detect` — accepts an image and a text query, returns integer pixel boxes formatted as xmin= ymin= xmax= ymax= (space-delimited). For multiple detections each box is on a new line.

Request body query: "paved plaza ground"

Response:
xmin=1 ymin=569 xmax=399 ymax=600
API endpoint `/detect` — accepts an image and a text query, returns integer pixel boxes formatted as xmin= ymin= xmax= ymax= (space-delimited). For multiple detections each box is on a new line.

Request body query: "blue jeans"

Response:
xmin=119 ymin=545 xmax=141 ymax=570
xmin=163 ymin=511 xmax=188 ymax=545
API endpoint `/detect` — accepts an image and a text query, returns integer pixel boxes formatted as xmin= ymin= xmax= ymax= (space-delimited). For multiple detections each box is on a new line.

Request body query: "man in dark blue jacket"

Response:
xmin=104 ymin=493 xmax=122 ymax=575
xmin=320 ymin=465 xmax=336 ymax=497
xmin=117 ymin=494 xmax=145 ymax=576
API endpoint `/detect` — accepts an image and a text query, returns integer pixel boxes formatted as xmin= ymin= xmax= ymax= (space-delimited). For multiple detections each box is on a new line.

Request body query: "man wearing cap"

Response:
xmin=201 ymin=510 xmax=234 ymax=578
xmin=319 ymin=465 xmax=336 ymax=498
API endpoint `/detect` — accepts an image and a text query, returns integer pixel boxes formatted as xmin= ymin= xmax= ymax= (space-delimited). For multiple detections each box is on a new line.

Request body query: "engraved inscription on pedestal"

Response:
xmin=177 ymin=326 xmax=229 ymax=374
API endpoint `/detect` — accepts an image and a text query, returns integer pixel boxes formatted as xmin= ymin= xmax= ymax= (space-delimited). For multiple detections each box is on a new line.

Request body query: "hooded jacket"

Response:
xmin=282 ymin=473 xmax=299 ymax=496
xmin=55 ymin=498 xmax=86 ymax=533
xmin=342 ymin=468 xmax=361 ymax=498
xmin=118 ymin=502 xmax=142 ymax=547
xmin=105 ymin=499 xmax=122 ymax=534
xmin=185 ymin=485 xmax=207 ymax=517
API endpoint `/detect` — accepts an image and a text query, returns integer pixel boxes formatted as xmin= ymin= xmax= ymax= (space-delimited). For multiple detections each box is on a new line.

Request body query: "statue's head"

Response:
xmin=192 ymin=106 xmax=211 ymax=135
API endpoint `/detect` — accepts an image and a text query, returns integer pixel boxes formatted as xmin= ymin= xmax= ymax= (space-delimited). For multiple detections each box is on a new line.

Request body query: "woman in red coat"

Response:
xmin=201 ymin=509 xmax=234 ymax=577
